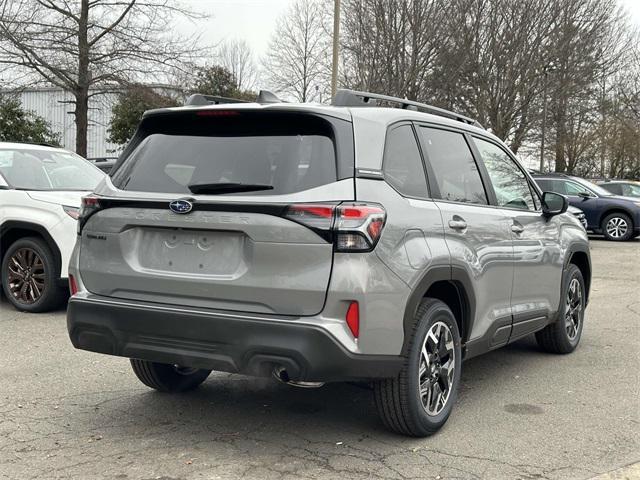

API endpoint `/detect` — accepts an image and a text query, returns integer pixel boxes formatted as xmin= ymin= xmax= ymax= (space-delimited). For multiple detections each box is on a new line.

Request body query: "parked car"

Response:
xmin=533 ymin=173 xmax=640 ymax=241
xmin=598 ymin=180 xmax=640 ymax=198
xmin=67 ymin=89 xmax=591 ymax=437
xmin=0 ymin=142 xmax=105 ymax=311
xmin=87 ymin=157 xmax=117 ymax=174
xmin=568 ymin=205 xmax=588 ymax=230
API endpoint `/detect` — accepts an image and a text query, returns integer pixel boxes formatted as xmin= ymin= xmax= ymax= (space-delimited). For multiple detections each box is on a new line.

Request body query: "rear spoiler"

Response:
xmin=184 ymin=90 xmax=284 ymax=106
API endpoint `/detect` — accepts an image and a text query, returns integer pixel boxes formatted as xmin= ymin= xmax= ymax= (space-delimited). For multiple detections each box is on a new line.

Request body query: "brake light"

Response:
xmin=284 ymin=204 xmax=335 ymax=230
xmin=77 ymin=195 xmax=102 ymax=234
xmin=196 ymin=110 xmax=240 ymax=117
xmin=62 ymin=205 xmax=80 ymax=220
xmin=284 ymin=202 xmax=386 ymax=252
xmin=335 ymin=203 xmax=386 ymax=252
xmin=68 ymin=275 xmax=78 ymax=295
xmin=346 ymin=301 xmax=359 ymax=338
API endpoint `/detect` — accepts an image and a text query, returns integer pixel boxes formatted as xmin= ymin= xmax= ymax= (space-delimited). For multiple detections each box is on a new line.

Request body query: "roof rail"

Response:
xmin=185 ymin=89 xmax=284 ymax=106
xmin=332 ymin=89 xmax=483 ymax=128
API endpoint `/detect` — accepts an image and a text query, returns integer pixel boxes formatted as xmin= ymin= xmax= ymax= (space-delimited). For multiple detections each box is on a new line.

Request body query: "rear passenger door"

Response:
xmin=472 ymin=138 xmax=563 ymax=339
xmin=416 ymin=125 xmax=514 ymax=349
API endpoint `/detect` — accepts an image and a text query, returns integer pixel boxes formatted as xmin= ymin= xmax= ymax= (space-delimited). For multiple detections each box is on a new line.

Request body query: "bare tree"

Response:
xmin=0 ymin=0 xmax=203 ymax=156
xmin=263 ymin=0 xmax=331 ymax=102
xmin=428 ymin=0 xmax=556 ymax=154
xmin=602 ymin=38 xmax=640 ymax=179
xmin=545 ymin=0 xmax=628 ymax=173
xmin=217 ymin=39 xmax=258 ymax=91
xmin=341 ymin=0 xmax=446 ymax=101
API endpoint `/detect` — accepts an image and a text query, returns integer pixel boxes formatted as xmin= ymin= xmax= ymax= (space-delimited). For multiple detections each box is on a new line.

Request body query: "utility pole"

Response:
xmin=331 ymin=0 xmax=340 ymax=99
xmin=600 ymin=68 xmax=606 ymax=178
xmin=540 ymin=74 xmax=548 ymax=172
xmin=539 ymin=67 xmax=550 ymax=172
xmin=539 ymin=63 xmax=557 ymax=172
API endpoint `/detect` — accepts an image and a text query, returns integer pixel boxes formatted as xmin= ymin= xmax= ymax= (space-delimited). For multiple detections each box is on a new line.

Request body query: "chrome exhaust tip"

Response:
xmin=272 ymin=367 xmax=324 ymax=389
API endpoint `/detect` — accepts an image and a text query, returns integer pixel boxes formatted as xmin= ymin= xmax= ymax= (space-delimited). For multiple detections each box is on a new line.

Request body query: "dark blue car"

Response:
xmin=533 ymin=173 xmax=640 ymax=241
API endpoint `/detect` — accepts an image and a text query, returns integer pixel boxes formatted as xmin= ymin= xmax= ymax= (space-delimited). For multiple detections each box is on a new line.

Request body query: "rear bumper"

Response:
xmin=67 ymin=294 xmax=403 ymax=382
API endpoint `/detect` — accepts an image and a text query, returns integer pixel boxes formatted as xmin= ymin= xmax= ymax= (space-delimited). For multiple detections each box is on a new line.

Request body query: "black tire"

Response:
xmin=1 ymin=236 xmax=66 ymax=312
xmin=373 ymin=298 xmax=462 ymax=437
xmin=601 ymin=212 xmax=633 ymax=241
xmin=536 ymin=264 xmax=585 ymax=354
xmin=130 ymin=359 xmax=211 ymax=392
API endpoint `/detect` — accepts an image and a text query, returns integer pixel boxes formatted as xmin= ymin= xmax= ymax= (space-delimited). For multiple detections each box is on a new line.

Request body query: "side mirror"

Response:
xmin=577 ymin=191 xmax=592 ymax=199
xmin=542 ymin=191 xmax=568 ymax=216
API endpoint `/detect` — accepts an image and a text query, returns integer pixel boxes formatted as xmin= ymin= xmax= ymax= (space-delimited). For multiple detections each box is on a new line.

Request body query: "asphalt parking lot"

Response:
xmin=1 ymin=237 xmax=638 ymax=480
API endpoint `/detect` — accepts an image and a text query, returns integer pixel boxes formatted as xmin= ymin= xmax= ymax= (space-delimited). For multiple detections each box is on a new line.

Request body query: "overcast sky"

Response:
xmin=183 ymin=0 xmax=640 ymax=62
xmin=181 ymin=0 xmax=292 ymax=58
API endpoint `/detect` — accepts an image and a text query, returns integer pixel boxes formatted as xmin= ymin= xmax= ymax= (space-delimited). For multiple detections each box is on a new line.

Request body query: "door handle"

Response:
xmin=448 ymin=219 xmax=467 ymax=230
xmin=511 ymin=224 xmax=525 ymax=234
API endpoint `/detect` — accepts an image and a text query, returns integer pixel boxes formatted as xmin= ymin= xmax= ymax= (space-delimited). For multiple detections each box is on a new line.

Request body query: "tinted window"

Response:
xmin=536 ymin=178 xmax=565 ymax=195
xmin=474 ymin=138 xmax=536 ymax=210
xmin=419 ymin=127 xmax=487 ymax=204
xmin=383 ymin=125 xmax=428 ymax=198
xmin=0 ymin=149 xmax=103 ymax=191
xmin=609 ymin=184 xmax=623 ymax=195
xmin=603 ymin=183 xmax=622 ymax=195
xmin=112 ymin=113 xmax=341 ymax=195
xmin=565 ymin=181 xmax=593 ymax=196
xmin=622 ymin=183 xmax=640 ymax=196
xmin=535 ymin=178 xmax=553 ymax=192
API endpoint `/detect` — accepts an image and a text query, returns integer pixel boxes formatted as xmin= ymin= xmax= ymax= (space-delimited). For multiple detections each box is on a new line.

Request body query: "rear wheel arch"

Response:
xmin=402 ymin=266 xmax=475 ymax=355
xmin=0 ymin=221 xmax=62 ymax=280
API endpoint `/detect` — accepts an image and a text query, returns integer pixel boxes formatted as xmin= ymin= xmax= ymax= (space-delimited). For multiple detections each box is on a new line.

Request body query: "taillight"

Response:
xmin=335 ymin=204 xmax=386 ymax=252
xmin=284 ymin=204 xmax=335 ymax=230
xmin=284 ymin=202 xmax=386 ymax=252
xmin=62 ymin=205 xmax=80 ymax=220
xmin=346 ymin=301 xmax=359 ymax=338
xmin=68 ymin=275 xmax=78 ymax=295
xmin=77 ymin=195 xmax=101 ymax=234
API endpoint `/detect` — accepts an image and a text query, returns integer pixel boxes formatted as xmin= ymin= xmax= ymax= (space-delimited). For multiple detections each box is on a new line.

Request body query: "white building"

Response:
xmin=10 ymin=85 xmax=181 ymax=158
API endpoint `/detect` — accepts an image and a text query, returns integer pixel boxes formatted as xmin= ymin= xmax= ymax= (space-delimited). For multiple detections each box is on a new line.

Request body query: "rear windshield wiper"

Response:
xmin=187 ymin=182 xmax=274 ymax=195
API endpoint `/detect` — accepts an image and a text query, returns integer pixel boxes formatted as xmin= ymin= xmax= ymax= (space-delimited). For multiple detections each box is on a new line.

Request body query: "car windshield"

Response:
xmin=573 ymin=177 xmax=613 ymax=196
xmin=0 ymin=148 xmax=104 ymax=191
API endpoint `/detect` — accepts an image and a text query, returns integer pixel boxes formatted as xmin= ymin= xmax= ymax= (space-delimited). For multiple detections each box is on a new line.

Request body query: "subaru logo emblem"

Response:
xmin=169 ymin=199 xmax=193 ymax=214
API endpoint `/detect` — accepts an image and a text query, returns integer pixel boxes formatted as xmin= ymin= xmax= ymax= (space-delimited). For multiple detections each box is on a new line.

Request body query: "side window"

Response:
xmin=473 ymin=138 xmax=536 ymax=211
xmin=551 ymin=179 xmax=568 ymax=195
xmin=564 ymin=181 xmax=592 ymax=196
xmin=610 ymin=184 xmax=623 ymax=195
xmin=624 ymin=184 xmax=640 ymax=196
xmin=419 ymin=127 xmax=487 ymax=205
xmin=383 ymin=124 xmax=428 ymax=198
xmin=535 ymin=178 xmax=566 ymax=195
xmin=535 ymin=178 xmax=553 ymax=193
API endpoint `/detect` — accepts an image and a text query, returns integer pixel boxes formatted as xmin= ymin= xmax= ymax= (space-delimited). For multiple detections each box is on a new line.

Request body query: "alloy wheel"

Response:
xmin=606 ymin=217 xmax=628 ymax=239
xmin=418 ymin=321 xmax=456 ymax=416
xmin=6 ymin=248 xmax=46 ymax=305
xmin=565 ymin=278 xmax=583 ymax=340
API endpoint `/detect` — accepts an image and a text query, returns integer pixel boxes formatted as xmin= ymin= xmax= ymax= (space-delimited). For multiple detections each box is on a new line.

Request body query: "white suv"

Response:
xmin=0 ymin=143 xmax=104 ymax=312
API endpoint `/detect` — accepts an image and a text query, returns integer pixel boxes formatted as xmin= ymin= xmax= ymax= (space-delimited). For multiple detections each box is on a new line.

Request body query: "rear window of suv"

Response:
xmin=111 ymin=111 xmax=353 ymax=195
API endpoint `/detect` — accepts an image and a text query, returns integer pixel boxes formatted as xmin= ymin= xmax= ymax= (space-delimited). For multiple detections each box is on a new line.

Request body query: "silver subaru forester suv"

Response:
xmin=67 ymin=89 xmax=591 ymax=436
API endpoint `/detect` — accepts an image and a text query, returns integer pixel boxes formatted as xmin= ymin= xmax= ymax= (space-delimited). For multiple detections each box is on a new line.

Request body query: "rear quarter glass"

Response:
xmin=111 ymin=111 xmax=354 ymax=195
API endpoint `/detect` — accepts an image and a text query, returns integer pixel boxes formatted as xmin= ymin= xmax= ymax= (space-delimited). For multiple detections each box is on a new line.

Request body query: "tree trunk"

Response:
xmin=74 ymin=89 xmax=89 ymax=157
xmin=75 ymin=0 xmax=90 ymax=157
